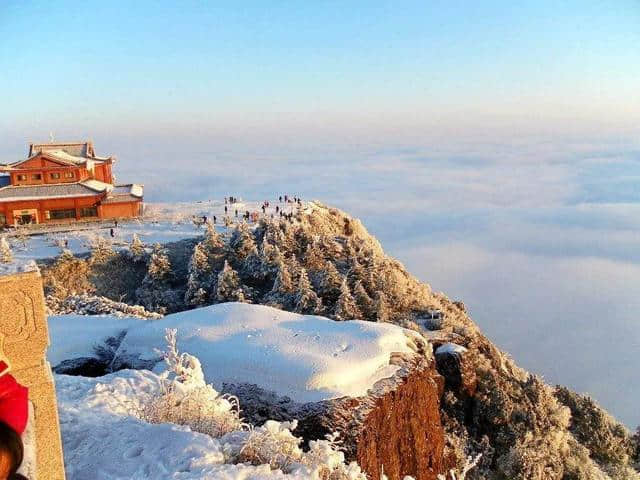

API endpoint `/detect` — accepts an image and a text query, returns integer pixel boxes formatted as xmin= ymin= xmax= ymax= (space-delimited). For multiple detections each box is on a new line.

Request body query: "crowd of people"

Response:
xmin=192 ymin=194 xmax=304 ymax=229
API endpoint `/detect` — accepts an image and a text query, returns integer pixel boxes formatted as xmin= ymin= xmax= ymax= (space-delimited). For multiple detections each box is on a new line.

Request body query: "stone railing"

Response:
xmin=0 ymin=269 xmax=65 ymax=479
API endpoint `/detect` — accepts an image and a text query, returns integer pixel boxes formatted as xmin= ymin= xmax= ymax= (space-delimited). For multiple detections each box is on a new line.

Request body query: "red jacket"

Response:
xmin=0 ymin=361 xmax=28 ymax=435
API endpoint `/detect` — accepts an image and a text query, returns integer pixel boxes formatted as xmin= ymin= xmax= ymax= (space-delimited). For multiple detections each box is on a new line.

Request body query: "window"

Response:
xmin=0 ymin=213 xmax=6 ymax=226
xmin=80 ymin=207 xmax=98 ymax=218
xmin=32 ymin=173 xmax=42 ymax=180
xmin=16 ymin=174 xmax=27 ymax=181
xmin=50 ymin=172 xmax=61 ymax=180
xmin=49 ymin=209 xmax=76 ymax=220
xmin=64 ymin=172 xmax=74 ymax=179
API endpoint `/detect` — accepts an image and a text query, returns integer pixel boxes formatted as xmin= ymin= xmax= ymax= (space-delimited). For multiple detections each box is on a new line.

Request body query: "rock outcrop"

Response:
xmin=226 ymin=356 xmax=447 ymax=480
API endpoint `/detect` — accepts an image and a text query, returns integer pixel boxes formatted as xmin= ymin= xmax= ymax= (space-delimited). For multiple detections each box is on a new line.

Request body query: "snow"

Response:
xmin=115 ymin=302 xmax=417 ymax=402
xmin=80 ymin=179 xmax=113 ymax=192
xmin=435 ymin=342 xmax=467 ymax=356
xmin=47 ymin=314 xmax=147 ymax=366
xmin=56 ymin=370 xmax=266 ymax=480
xmin=56 ymin=369 xmax=360 ymax=479
xmin=0 ymin=258 xmax=38 ymax=276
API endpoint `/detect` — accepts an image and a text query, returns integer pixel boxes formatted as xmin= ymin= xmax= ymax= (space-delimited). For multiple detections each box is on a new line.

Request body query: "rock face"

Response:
xmin=434 ymin=343 xmax=477 ymax=398
xmin=353 ymin=360 xmax=445 ymax=480
xmin=226 ymin=356 xmax=446 ymax=480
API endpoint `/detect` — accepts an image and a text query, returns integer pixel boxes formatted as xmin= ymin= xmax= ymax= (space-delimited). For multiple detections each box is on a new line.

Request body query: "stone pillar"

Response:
xmin=0 ymin=270 xmax=66 ymax=480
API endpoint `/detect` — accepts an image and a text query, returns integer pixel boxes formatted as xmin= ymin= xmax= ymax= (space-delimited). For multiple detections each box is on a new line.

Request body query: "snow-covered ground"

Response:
xmin=56 ymin=370 xmax=310 ymax=480
xmin=51 ymin=302 xmax=414 ymax=480
xmin=48 ymin=314 xmax=146 ymax=366
xmin=49 ymin=303 xmax=420 ymax=403
xmin=3 ymin=199 xmax=301 ymax=263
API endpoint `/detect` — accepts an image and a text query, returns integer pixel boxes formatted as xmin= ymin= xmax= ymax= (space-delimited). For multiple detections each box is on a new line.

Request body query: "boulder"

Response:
xmin=225 ymin=356 xmax=446 ymax=480
xmin=434 ymin=343 xmax=477 ymax=398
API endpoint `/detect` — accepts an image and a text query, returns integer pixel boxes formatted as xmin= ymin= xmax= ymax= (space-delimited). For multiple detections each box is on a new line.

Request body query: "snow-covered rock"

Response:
xmin=112 ymin=302 xmax=421 ymax=403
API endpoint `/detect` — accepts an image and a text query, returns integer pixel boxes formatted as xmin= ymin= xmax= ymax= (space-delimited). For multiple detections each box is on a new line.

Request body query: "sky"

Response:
xmin=2 ymin=1 xmax=640 ymax=425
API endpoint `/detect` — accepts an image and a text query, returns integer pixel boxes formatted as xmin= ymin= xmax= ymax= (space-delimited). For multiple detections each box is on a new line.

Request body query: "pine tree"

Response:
xmin=294 ymin=268 xmax=323 ymax=315
xmin=334 ymin=279 xmax=362 ymax=321
xmin=216 ymin=260 xmax=246 ymax=303
xmin=89 ymin=235 xmax=114 ymax=264
xmin=147 ymin=244 xmax=172 ymax=283
xmin=347 ymin=257 xmax=365 ymax=287
xmin=353 ymin=280 xmax=374 ymax=321
xmin=184 ymin=242 xmax=211 ymax=307
xmin=303 ymin=240 xmax=325 ymax=272
xmin=267 ymin=258 xmax=295 ymax=308
xmin=203 ymin=220 xmax=224 ymax=253
xmin=129 ymin=233 xmax=146 ymax=260
xmin=315 ymin=261 xmax=343 ymax=306
xmin=136 ymin=244 xmax=179 ymax=313
xmin=0 ymin=236 xmax=13 ymax=263
xmin=227 ymin=222 xmax=257 ymax=263
xmin=374 ymin=291 xmax=390 ymax=323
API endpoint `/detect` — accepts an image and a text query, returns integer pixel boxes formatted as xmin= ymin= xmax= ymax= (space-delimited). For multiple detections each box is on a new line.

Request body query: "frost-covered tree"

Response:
xmin=267 ymin=258 xmax=295 ymax=308
xmin=302 ymin=240 xmax=325 ymax=272
xmin=0 ymin=236 xmax=12 ymax=263
xmin=184 ymin=242 xmax=212 ymax=307
xmin=203 ymin=220 xmax=224 ymax=254
xmin=227 ymin=222 xmax=257 ymax=266
xmin=347 ymin=257 xmax=365 ymax=286
xmin=89 ymin=235 xmax=114 ymax=264
xmin=314 ymin=261 xmax=343 ymax=305
xmin=241 ymin=246 xmax=268 ymax=286
xmin=374 ymin=291 xmax=390 ymax=323
xmin=352 ymin=280 xmax=374 ymax=321
xmin=136 ymin=244 xmax=179 ymax=313
xmin=216 ymin=260 xmax=246 ymax=303
xmin=129 ymin=233 xmax=146 ymax=260
xmin=333 ymin=279 xmax=362 ymax=321
xmin=294 ymin=268 xmax=323 ymax=315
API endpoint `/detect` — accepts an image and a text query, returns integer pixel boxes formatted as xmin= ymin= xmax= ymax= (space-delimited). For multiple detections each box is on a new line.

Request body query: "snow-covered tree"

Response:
xmin=216 ymin=260 xmax=246 ymax=303
xmin=129 ymin=233 xmax=145 ymax=260
xmin=315 ymin=261 xmax=343 ymax=305
xmin=352 ymin=280 xmax=374 ymax=321
xmin=203 ymin=220 xmax=224 ymax=253
xmin=303 ymin=240 xmax=325 ymax=272
xmin=240 ymin=246 xmax=268 ymax=285
xmin=374 ymin=291 xmax=390 ymax=323
xmin=267 ymin=258 xmax=295 ymax=308
xmin=333 ymin=279 xmax=362 ymax=321
xmin=89 ymin=235 xmax=114 ymax=264
xmin=294 ymin=268 xmax=323 ymax=315
xmin=227 ymin=222 xmax=257 ymax=263
xmin=0 ymin=236 xmax=12 ymax=263
xmin=184 ymin=242 xmax=212 ymax=307
xmin=136 ymin=244 xmax=179 ymax=313
xmin=147 ymin=244 xmax=172 ymax=282
xmin=346 ymin=257 xmax=363 ymax=282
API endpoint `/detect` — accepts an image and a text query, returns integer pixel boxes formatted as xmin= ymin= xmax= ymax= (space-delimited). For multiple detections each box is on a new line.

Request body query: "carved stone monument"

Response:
xmin=0 ymin=269 xmax=66 ymax=479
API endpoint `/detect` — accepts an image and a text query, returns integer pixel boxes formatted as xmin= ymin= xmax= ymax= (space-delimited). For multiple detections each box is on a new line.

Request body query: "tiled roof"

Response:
xmin=103 ymin=184 xmax=144 ymax=203
xmin=30 ymin=142 xmax=94 ymax=158
xmin=0 ymin=183 xmax=103 ymax=202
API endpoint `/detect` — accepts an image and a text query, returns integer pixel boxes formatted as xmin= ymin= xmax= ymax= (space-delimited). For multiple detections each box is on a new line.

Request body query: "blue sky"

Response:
xmin=2 ymin=1 xmax=640 ymax=426
xmin=1 ymin=0 xmax=639 ymax=145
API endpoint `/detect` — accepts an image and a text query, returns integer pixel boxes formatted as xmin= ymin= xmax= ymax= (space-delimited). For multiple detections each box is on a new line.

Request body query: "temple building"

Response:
xmin=0 ymin=141 xmax=143 ymax=226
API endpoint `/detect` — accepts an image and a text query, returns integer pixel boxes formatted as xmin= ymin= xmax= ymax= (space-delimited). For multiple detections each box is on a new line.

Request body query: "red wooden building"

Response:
xmin=0 ymin=141 xmax=143 ymax=226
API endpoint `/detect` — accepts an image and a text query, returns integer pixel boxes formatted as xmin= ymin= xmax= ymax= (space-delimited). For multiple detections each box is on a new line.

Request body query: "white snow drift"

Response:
xmin=104 ymin=302 xmax=419 ymax=402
